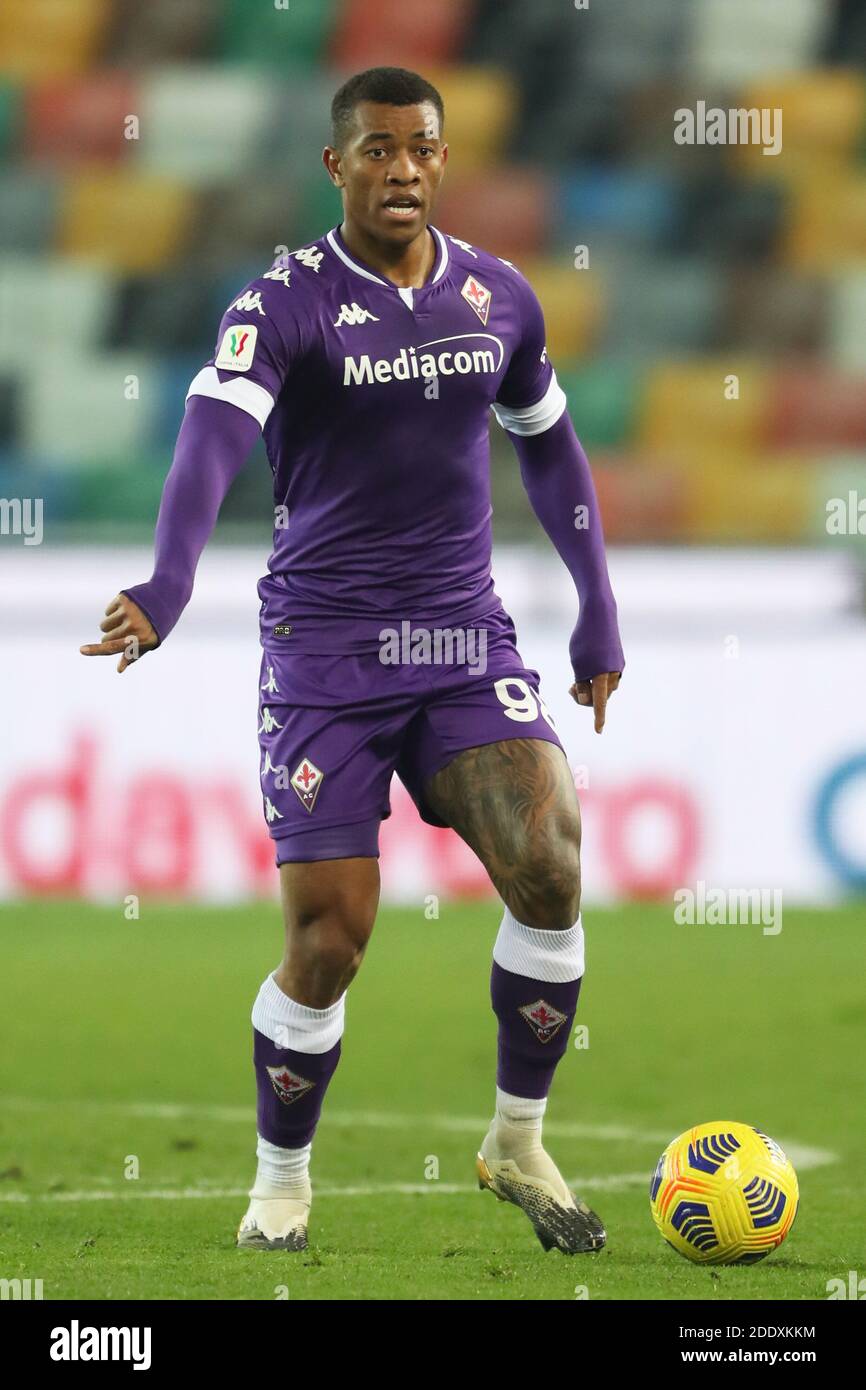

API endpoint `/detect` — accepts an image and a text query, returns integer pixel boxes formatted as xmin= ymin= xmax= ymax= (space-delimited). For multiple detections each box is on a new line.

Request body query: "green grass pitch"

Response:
xmin=0 ymin=899 xmax=862 ymax=1301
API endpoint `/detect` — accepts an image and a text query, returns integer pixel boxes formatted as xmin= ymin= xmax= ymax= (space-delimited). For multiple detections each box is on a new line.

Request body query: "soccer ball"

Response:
xmin=649 ymin=1121 xmax=799 ymax=1264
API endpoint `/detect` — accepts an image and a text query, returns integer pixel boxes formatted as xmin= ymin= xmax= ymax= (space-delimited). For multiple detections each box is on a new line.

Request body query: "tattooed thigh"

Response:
xmin=424 ymin=739 xmax=582 ymax=930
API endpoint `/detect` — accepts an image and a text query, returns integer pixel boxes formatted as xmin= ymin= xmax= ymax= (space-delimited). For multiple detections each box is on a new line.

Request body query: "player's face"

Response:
xmin=331 ymin=101 xmax=447 ymax=241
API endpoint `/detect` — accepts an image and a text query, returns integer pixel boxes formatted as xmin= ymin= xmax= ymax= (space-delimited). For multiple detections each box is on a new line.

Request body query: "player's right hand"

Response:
xmin=79 ymin=593 xmax=159 ymax=673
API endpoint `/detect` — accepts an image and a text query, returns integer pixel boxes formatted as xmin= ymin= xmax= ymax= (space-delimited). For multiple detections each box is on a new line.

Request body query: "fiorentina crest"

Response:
xmin=518 ymin=998 xmax=568 ymax=1044
xmin=266 ymin=1063 xmax=315 ymax=1106
xmin=291 ymin=757 xmax=324 ymax=812
xmin=460 ymin=274 xmax=492 ymax=324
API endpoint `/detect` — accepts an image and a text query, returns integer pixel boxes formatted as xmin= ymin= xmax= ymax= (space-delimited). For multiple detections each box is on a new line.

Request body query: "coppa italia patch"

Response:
xmin=215 ymin=323 xmax=258 ymax=371
xmin=518 ymin=998 xmax=567 ymax=1044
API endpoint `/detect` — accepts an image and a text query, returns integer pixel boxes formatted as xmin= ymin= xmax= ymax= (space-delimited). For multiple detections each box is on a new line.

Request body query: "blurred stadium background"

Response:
xmin=1 ymin=0 xmax=865 ymax=906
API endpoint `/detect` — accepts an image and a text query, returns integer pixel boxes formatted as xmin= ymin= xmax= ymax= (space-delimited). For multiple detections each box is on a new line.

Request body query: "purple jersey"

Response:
xmin=185 ymin=223 xmax=567 ymax=652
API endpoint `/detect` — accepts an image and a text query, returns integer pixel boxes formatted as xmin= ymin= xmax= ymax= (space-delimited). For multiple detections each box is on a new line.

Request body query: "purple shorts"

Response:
xmin=257 ymin=622 xmax=565 ymax=863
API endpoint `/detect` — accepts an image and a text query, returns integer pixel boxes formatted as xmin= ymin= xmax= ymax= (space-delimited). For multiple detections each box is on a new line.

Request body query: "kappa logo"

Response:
xmin=461 ymin=274 xmax=492 ymax=325
xmin=448 ymin=235 xmax=478 ymax=258
xmin=258 ymin=706 xmax=283 ymax=734
xmin=231 ymin=290 xmax=266 ymax=317
xmin=292 ymin=246 xmax=324 ymax=273
xmin=266 ymin=1063 xmax=315 ymax=1106
xmin=518 ymin=998 xmax=568 ymax=1044
xmin=215 ymin=323 xmax=258 ymax=371
xmin=263 ymin=267 xmax=292 ymax=287
xmin=291 ymin=757 xmax=324 ymax=812
xmin=334 ymin=301 xmax=380 ymax=327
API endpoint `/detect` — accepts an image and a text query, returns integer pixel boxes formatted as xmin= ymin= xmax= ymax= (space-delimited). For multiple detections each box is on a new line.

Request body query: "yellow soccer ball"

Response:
xmin=649 ymin=1121 xmax=799 ymax=1264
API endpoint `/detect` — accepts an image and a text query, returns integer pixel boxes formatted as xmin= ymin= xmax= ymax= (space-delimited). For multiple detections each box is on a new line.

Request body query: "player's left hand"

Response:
xmin=569 ymin=671 xmax=621 ymax=734
xmin=79 ymin=593 xmax=159 ymax=673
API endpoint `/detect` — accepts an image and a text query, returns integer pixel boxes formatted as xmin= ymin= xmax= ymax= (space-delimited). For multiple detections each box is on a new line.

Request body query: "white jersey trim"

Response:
xmin=326 ymin=223 xmax=450 ymax=289
xmin=490 ymin=370 xmax=567 ymax=436
xmin=186 ymin=366 xmax=274 ymax=428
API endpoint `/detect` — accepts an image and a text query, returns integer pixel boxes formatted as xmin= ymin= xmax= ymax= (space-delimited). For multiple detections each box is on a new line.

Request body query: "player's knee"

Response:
xmin=508 ymin=824 xmax=582 ymax=930
xmin=283 ymin=892 xmax=377 ymax=1003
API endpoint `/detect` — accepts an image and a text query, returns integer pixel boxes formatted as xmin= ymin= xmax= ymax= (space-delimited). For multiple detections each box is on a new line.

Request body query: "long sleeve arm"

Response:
xmin=122 ymin=395 xmax=262 ymax=644
xmin=511 ymin=410 xmax=624 ymax=682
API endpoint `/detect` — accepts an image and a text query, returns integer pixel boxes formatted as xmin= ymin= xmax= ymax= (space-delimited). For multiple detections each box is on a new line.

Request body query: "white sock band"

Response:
xmin=252 ymin=972 xmax=346 ymax=1052
xmin=254 ymin=1134 xmax=312 ymax=1191
xmin=496 ymin=1088 xmax=547 ymax=1126
xmin=492 ymin=906 xmax=585 ymax=982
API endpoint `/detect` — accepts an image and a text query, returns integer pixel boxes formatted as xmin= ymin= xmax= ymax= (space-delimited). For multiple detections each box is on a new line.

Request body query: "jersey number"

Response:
xmin=493 ymin=677 xmax=556 ymax=729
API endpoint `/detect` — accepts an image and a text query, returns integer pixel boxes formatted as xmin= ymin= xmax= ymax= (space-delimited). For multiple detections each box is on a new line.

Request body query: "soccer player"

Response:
xmin=81 ymin=67 xmax=623 ymax=1256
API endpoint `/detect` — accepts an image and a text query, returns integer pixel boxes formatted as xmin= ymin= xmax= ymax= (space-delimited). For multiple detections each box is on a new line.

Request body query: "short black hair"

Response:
xmin=330 ymin=67 xmax=444 ymax=150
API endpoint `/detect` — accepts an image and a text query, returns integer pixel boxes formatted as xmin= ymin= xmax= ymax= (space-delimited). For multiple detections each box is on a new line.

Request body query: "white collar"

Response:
xmin=326 ymin=224 xmax=449 ymax=289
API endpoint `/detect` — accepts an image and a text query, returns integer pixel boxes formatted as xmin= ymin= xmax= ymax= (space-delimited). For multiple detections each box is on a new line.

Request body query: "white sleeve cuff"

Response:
xmin=490 ymin=370 xmax=567 ymax=436
xmin=186 ymin=365 xmax=275 ymax=428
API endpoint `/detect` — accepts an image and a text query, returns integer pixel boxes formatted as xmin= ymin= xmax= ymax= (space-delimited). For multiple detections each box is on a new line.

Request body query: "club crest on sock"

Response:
xmin=266 ymin=1063 xmax=315 ymax=1105
xmin=518 ymin=998 xmax=568 ymax=1044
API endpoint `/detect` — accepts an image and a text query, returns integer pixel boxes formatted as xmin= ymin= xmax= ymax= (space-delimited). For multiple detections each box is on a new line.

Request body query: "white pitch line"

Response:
xmin=0 ymin=1173 xmax=665 ymax=1205
xmin=0 ymin=1096 xmax=838 ymax=1171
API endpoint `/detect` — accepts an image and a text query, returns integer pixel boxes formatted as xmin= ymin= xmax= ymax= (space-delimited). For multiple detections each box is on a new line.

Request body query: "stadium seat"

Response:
xmin=689 ymin=0 xmax=830 ymax=85
xmin=721 ymin=267 xmax=827 ymax=355
xmin=330 ymin=0 xmax=472 ymax=69
xmin=0 ymin=452 xmax=82 ymax=520
xmin=434 ymin=167 xmax=551 ymax=261
xmin=421 ymin=67 xmax=517 ymax=174
xmin=827 ymin=270 xmax=866 ymax=372
xmin=24 ymin=73 xmax=138 ymax=164
xmin=105 ymin=0 xmax=217 ymax=64
xmin=572 ymin=0 xmax=688 ymax=87
xmin=765 ymin=366 xmax=866 ymax=449
xmin=784 ymin=170 xmax=866 ymax=269
xmin=602 ymin=257 xmax=723 ymax=355
xmin=0 ymin=254 xmax=114 ymax=371
xmin=554 ymin=166 xmax=678 ymax=252
xmin=0 ymin=79 xmax=20 ymax=158
xmin=812 ymin=457 xmax=866 ymax=544
xmin=298 ymin=171 xmax=345 ymax=246
xmin=0 ymin=0 xmax=111 ymax=79
xmin=221 ymin=0 xmax=338 ymax=68
xmin=671 ymin=172 xmax=785 ymax=263
xmin=591 ymin=458 xmax=686 ymax=542
xmin=636 ymin=360 xmax=771 ymax=455
xmin=683 ymin=455 xmax=817 ymax=542
xmin=190 ymin=183 xmax=302 ymax=274
xmin=557 ymin=361 xmax=643 ymax=450
xmin=106 ymin=274 xmax=216 ymax=355
xmin=58 ymin=170 xmax=193 ymax=271
xmin=72 ymin=457 xmax=173 ymax=522
xmin=517 ymin=258 xmax=605 ymax=361
xmin=20 ymin=355 xmax=162 ymax=463
xmin=0 ymin=171 xmax=59 ymax=252
xmin=136 ymin=67 xmax=278 ymax=184
xmin=740 ymin=70 xmax=866 ymax=168
xmin=264 ymin=73 xmax=334 ymax=171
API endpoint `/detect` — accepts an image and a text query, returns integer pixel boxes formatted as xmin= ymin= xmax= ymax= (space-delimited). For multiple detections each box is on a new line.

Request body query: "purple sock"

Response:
xmin=491 ymin=963 xmax=581 ymax=1100
xmin=490 ymin=908 xmax=586 ymax=1101
xmin=251 ymin=973 xmax=345 ymax=1149
xmin=254 ymin=1028 xmax=341 ymax=1148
